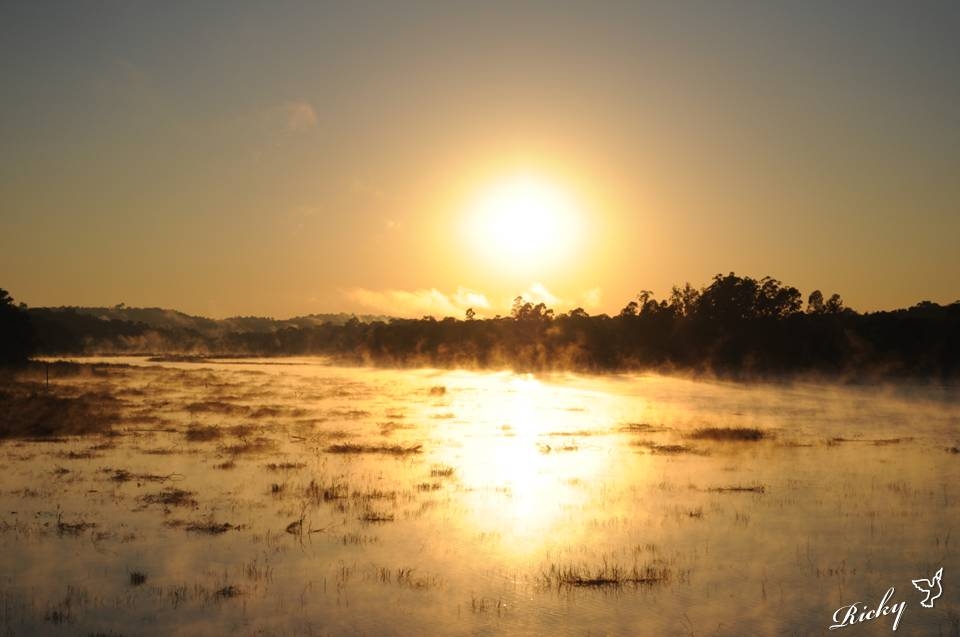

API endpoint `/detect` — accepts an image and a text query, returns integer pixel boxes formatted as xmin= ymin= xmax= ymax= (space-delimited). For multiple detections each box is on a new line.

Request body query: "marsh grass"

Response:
xmin=547 ymin=430 xmax=604 ymax=437
xmin=429 ymin=465 xmax=455 ymax=478
xmin=185 ymin=400 xmax=248 ymax=416
xmin=227 ymin=424 xmax=255 ymax=437
xmin=326 ymin=409 xmax=371 ymax=419
xmin=631 ymin=440 xmax=703 ymax=455
xmin=470 ymin=596 xmax=505 ymax=615
xmin=251 ymin=406 xmax=307 ymax=419
xmin=0 ymin=384 xmax=119 ymax=439
xmin=543 ymin=563 xmax=670 ymax=588
xmin=538 ymin=442 xmax=579 ymax=453
xmin=265 ymin=462 xmax=306 ymax=471
xmin=185 ymin=520 xmax=241 ymax=535
xmin=244 ymin=558 xmax=274 ymax=582
xmin=689 ymin=427 xmax=767 ymax=441
xmin=359 ymin=511 xmax=395 ymax=523
xmin=352 ymin=489 xmax=397 ymax=501
xmin=396 ymin=567 xmax=440 ymax=590
xmin=105 ymin=468 xmax=178 ymax=483
xmin=708 ymin=485 xmax=766 ymax=494
xmin=56 ymin=512 xmax=96 ymax=535
xmin=619 ymin=422 xmax=669 ymax=434
xmin=830 ymin=436 xmax=911 ymax=446
xmin=57 ymin=449 xmax=101 ymax=460
xmin=184 ymin=425 xmax=222 ymax=442
xmin=214 ymin=585 xmax=241 ymax=599
xmin=379 ymin=421 xmax=413 ymax=435
xmin=326 ymin=443 xmax=422 ymax=455
xmin=139 ymin=488 xmax=198 ymax=508
xmin=141 ymin=447 xmax=180 ymax=456
xmin=221 ymin=437 xmax=276 ymax=455
xmin=306 ymin=477 xmax=348 ymax=503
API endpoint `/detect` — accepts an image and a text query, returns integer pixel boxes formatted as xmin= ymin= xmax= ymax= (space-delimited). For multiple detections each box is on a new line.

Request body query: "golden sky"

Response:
xmin=1 ymin=2 xmax=958 ymax=318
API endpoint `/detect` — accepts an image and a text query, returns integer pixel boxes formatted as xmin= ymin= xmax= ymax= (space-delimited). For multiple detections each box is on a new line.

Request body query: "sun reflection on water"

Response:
xmin=428 ymin=372 xmax=631 ymax=557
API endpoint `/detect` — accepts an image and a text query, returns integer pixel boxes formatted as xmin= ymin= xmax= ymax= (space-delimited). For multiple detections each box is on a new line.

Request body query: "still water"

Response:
xmin=1 ymin=357 xmax=958 ymax=636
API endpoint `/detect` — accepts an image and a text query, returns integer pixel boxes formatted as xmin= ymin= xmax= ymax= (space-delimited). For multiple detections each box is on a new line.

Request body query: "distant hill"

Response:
xmin=36 ymin=306 xmax=390 ymax=336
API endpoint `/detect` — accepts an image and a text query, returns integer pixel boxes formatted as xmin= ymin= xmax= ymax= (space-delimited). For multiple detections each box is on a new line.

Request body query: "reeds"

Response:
xmin=689 ymin=427 xmax=767 ymax=441
xmin=543 ymin=562 xmax=670 ymax=588
xmin=326 ymin=443 xmax=422 ymax=455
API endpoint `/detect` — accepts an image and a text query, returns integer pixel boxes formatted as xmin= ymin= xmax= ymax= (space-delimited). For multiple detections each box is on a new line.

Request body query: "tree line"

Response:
xmin=2 ymin=273 xmax=958 ymax=378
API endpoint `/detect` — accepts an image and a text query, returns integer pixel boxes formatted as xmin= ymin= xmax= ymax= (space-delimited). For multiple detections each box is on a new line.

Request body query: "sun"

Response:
xmin=464 ymin=174 xmax=581 ymax=274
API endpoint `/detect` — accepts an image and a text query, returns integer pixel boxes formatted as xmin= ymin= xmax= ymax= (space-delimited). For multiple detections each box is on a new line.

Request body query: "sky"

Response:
xmin=2 ymin=1 xmax=958 ymax=319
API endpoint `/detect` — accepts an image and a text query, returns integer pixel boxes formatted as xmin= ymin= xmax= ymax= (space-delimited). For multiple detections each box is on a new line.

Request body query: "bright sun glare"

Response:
xmin=465 ymin=175 xmax=581 ymax=274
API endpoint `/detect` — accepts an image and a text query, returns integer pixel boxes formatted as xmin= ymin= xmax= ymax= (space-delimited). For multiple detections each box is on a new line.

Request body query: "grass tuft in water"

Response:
xmin=709 ymin=484 xmax=766 ymax=494
xmin=327 ymin=443 xmax=422 ymax=455
xmin=184 ymin=425 xmax=222 ymax=442
xmin=544 ymin=563 xmax=670 ymax=588
xmin=139 ymin=488 xmax=197 ymax=508
xmin=689 ymin=427 xmax=767 ymax=441
xmin=185 ymin=520 xmax=240 ymax=534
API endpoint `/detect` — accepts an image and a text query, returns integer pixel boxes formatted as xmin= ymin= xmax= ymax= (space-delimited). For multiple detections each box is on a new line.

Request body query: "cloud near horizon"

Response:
xmin=346 ymin=283 xmax=603 ymax=318
xmin=344 ymin=287 xmax=491 ymax=318
xmin=510 ymin=283 xmax=603 ymax=313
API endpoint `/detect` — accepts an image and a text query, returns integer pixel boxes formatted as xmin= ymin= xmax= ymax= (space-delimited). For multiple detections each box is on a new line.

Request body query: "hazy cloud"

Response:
xmin=345 ymin=286 xmax=490 ymax=318
xmin=282 ymin=100 xmax=317 ymax=131
xmin=348 ymin=283 xmax=601 ymax=319
xmin=519 ymin=282 xmax=559 ymax=306
xmin=511 ymin=283 xmax=604 ymax=313
xmin=580 ymin=287 xmax=603 ymax=309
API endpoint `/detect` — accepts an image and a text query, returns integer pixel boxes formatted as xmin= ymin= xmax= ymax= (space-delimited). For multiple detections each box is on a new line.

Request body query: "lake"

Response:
xmin=1 ymin=357 xmax=958 ymax=636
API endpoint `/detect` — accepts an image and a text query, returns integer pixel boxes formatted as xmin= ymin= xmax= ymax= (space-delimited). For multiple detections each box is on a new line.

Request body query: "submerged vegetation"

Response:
xmin=5 ymin=274 xmax=959 ymax=377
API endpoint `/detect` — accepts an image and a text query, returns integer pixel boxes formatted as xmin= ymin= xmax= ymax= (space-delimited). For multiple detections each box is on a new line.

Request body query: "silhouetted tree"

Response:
xmin=511 ymin=297 xmax=553 ymax=321
xmin=824 ymin=293 xmax=845 ymax=314
xmin=0 ymin=289 xmax=34 ymax=365
xmin=619 ymin=300 xmax=639 ymax=317
xmin=807 ymin=290 xmax=825 ymax=314
xmin=756 ymin=277 xmax=802 ymax=318
xmin=668 ymin=283 xmax=700 ymax=318
xmin=511 ymin=296 xmax=526 ymax=319
xmin=696 ymin=273 xmax=761 ymax=322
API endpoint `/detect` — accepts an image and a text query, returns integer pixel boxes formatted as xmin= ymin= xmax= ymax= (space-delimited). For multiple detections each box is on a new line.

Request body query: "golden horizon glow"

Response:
xmin=463 ymin=174 xmax=582 ymax=277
